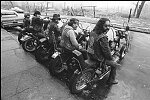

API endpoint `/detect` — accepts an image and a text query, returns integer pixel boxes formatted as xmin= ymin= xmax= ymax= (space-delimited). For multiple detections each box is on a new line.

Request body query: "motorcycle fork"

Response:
xmin=89 ymin=68 xmax=111 ymax=84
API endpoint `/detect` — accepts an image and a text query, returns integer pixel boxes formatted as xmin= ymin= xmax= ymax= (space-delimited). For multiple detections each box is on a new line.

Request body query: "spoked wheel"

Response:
xmin=69 ymin=69 xmax=94 ymax=94
xmin=22 ymin=38 xmax=37 ymax=53
xmin=119 ymin=45 xmax=127 ymax=60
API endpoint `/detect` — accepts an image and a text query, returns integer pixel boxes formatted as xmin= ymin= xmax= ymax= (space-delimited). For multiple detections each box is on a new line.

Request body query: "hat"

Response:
xmin=69 ymin=18 xmax=79 ymax=24
xmin=52 ymin=14 xmax=61 ymax=20
xmin=24 ymin=13 xmax=30 ymax=18
xmin=34 ymin=11 xmax=41 ymax=16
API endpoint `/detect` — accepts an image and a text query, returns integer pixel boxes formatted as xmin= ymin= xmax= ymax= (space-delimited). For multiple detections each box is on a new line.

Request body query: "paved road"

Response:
xmin=1 ymin=24 xmax=150 ymax=100
xmin=1 ymin=28 xmax=81 ymax=100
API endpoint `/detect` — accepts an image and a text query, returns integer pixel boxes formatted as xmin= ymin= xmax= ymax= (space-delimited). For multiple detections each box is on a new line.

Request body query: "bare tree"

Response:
xmin=133 ymin=1 xmax=139 ymax=17
xmin=40 ymin=2 xmax=45 ymax=12
xmin=136 ymin=1 xmax=146 ymax=18
xmin=9 ymin=1 xmax=14 ymax=8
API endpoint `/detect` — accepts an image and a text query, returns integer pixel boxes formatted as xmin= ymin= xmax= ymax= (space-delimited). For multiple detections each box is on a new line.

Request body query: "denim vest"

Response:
xmin=60 ymin=25 xmax=77 ymax=51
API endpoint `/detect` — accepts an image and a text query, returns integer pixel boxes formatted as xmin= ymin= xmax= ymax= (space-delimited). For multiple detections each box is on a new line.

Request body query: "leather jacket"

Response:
xmin=23 ymin=18 xmax=30 ymax=28
xmin=87 ymin=31 xmax=113 ymax=62
xmin=31 ymin=16 xmax=43 ymax=32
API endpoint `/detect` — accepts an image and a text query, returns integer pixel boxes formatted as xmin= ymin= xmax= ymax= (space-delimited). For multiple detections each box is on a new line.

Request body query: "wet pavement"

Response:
xmin=1 ymin=24 xmax=150 ymax=100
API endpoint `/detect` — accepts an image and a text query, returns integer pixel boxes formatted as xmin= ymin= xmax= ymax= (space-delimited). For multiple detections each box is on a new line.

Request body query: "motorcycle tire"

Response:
xmin=35 ymin=46 xmax=49 ymax=63
xmin=119 ymin=45 xmax=126 ymax=60
xmin=69 ymin=68 xmax=94 ymax=94
xmin=22 ymin=38 xmax=37 ymax=53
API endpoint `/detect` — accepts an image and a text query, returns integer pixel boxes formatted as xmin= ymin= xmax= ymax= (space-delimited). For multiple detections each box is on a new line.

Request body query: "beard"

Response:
xmin=103 ymin=28 xmax=109 ymax=33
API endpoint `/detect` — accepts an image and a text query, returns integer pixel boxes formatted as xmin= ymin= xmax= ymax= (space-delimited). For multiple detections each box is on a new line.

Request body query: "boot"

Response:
xmin=106 ymin=66 xmax=118 ymax=85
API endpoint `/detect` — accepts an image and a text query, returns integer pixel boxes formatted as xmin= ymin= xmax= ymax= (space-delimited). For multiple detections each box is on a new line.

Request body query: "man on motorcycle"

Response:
xmin=87 ymin=18 xmax=121 ymax=85
xmin=30 ymin=10 xmax=45 ymax=38
xmin=23 ymin=12 xmax=31 ymax=29
xmin=45 ymin=14 xmax=62 ymax=44
xmin=60 ymin=18 xmax=88 ymax=69
xmin=18 ymin=12 xmax=31 ymax=44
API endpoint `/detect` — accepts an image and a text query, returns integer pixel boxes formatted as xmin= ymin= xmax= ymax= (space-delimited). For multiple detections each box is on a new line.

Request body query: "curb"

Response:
xmin=1 ymin=28 xmax=20 ymax=44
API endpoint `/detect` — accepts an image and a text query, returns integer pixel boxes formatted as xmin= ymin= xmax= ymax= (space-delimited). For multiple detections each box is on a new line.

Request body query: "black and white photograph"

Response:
xmin=1 ymin=1 xmax=150 ymax=100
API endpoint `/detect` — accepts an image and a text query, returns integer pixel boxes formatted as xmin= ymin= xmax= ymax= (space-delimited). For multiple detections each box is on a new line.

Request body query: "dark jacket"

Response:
xmin=87 ymin=31 xmax=113 ymax=62
xmin=31 ymin=16 xmax=43 ymax=32
xmin=23 ymin=18 xmax=30 ymax=28
xmin=46 ymin=21 xmax=61 ymax=37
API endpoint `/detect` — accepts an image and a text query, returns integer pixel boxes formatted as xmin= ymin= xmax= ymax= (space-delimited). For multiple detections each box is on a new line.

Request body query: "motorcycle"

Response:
xmin=107 ymin=26 xmax=129 ymax=60
xmin=48 ymin=24 xmax=90 ymax=85
xmin=69 ymin=25 xmax=123 ymax=94
xmin=116 ymin=28 xmax=130 ymax=60
xmin=34 ymin=18 xmax=70 ymax=63
xmin=34 ymin=31 xmax=59 ymax=64
xmin=69 ymin=50 xmax=120 ymax=94
xmin=18 ymin=16 xmax=51 ymax=47
xmin=20 ymin=28 xmax=46 ymax=53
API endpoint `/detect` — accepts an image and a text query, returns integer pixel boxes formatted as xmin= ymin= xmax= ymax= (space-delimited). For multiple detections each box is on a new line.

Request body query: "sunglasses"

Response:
xmin=103 ymin=24 xmax=111 ymax=27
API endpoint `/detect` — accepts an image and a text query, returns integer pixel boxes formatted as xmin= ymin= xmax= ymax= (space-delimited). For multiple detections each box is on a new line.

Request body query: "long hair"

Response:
xmin=93 ymin=18 xmax=110 ymax=34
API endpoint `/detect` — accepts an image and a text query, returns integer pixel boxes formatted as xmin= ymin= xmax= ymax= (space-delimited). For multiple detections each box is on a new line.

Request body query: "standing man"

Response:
xmin=87 ymin=18 xmax=121 ymax=85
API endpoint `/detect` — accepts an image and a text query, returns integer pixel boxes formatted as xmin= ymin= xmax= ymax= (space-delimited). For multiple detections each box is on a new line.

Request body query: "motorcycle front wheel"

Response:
xmin=119 ymin=45 xmax=127 ymax=60
xmin=22 ymin=38 xmax=37 ymax=53
xmin=69 ymin=68 xmax=94 ymax=94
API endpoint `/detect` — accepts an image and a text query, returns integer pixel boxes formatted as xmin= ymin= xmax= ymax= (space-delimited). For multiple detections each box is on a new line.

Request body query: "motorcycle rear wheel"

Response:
xmin=22 ymin=38 xmax=37 ymax=53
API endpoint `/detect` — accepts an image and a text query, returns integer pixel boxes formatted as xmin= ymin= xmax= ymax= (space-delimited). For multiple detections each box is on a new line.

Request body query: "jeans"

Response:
xmin=106 ymin=60 xmax=120 ymax=82
xmin=62 ymin=47 xmax=88 ymax=70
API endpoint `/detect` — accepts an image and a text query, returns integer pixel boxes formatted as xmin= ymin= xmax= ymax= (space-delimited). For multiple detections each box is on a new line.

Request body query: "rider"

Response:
xmin=87 ymin=18 xmax=121 ymax=85
xmin=31 ymin=10 xmax=45 ymax=38
xmin=60 ymin=18 xmax=88 ymax=69
xmin=23 ymin=12 xmax=30 ymax=29
xmin=18 ymin=12 xmax=31 ymax=44
xmin=46 ymin=14 xmax=62 ymax=44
